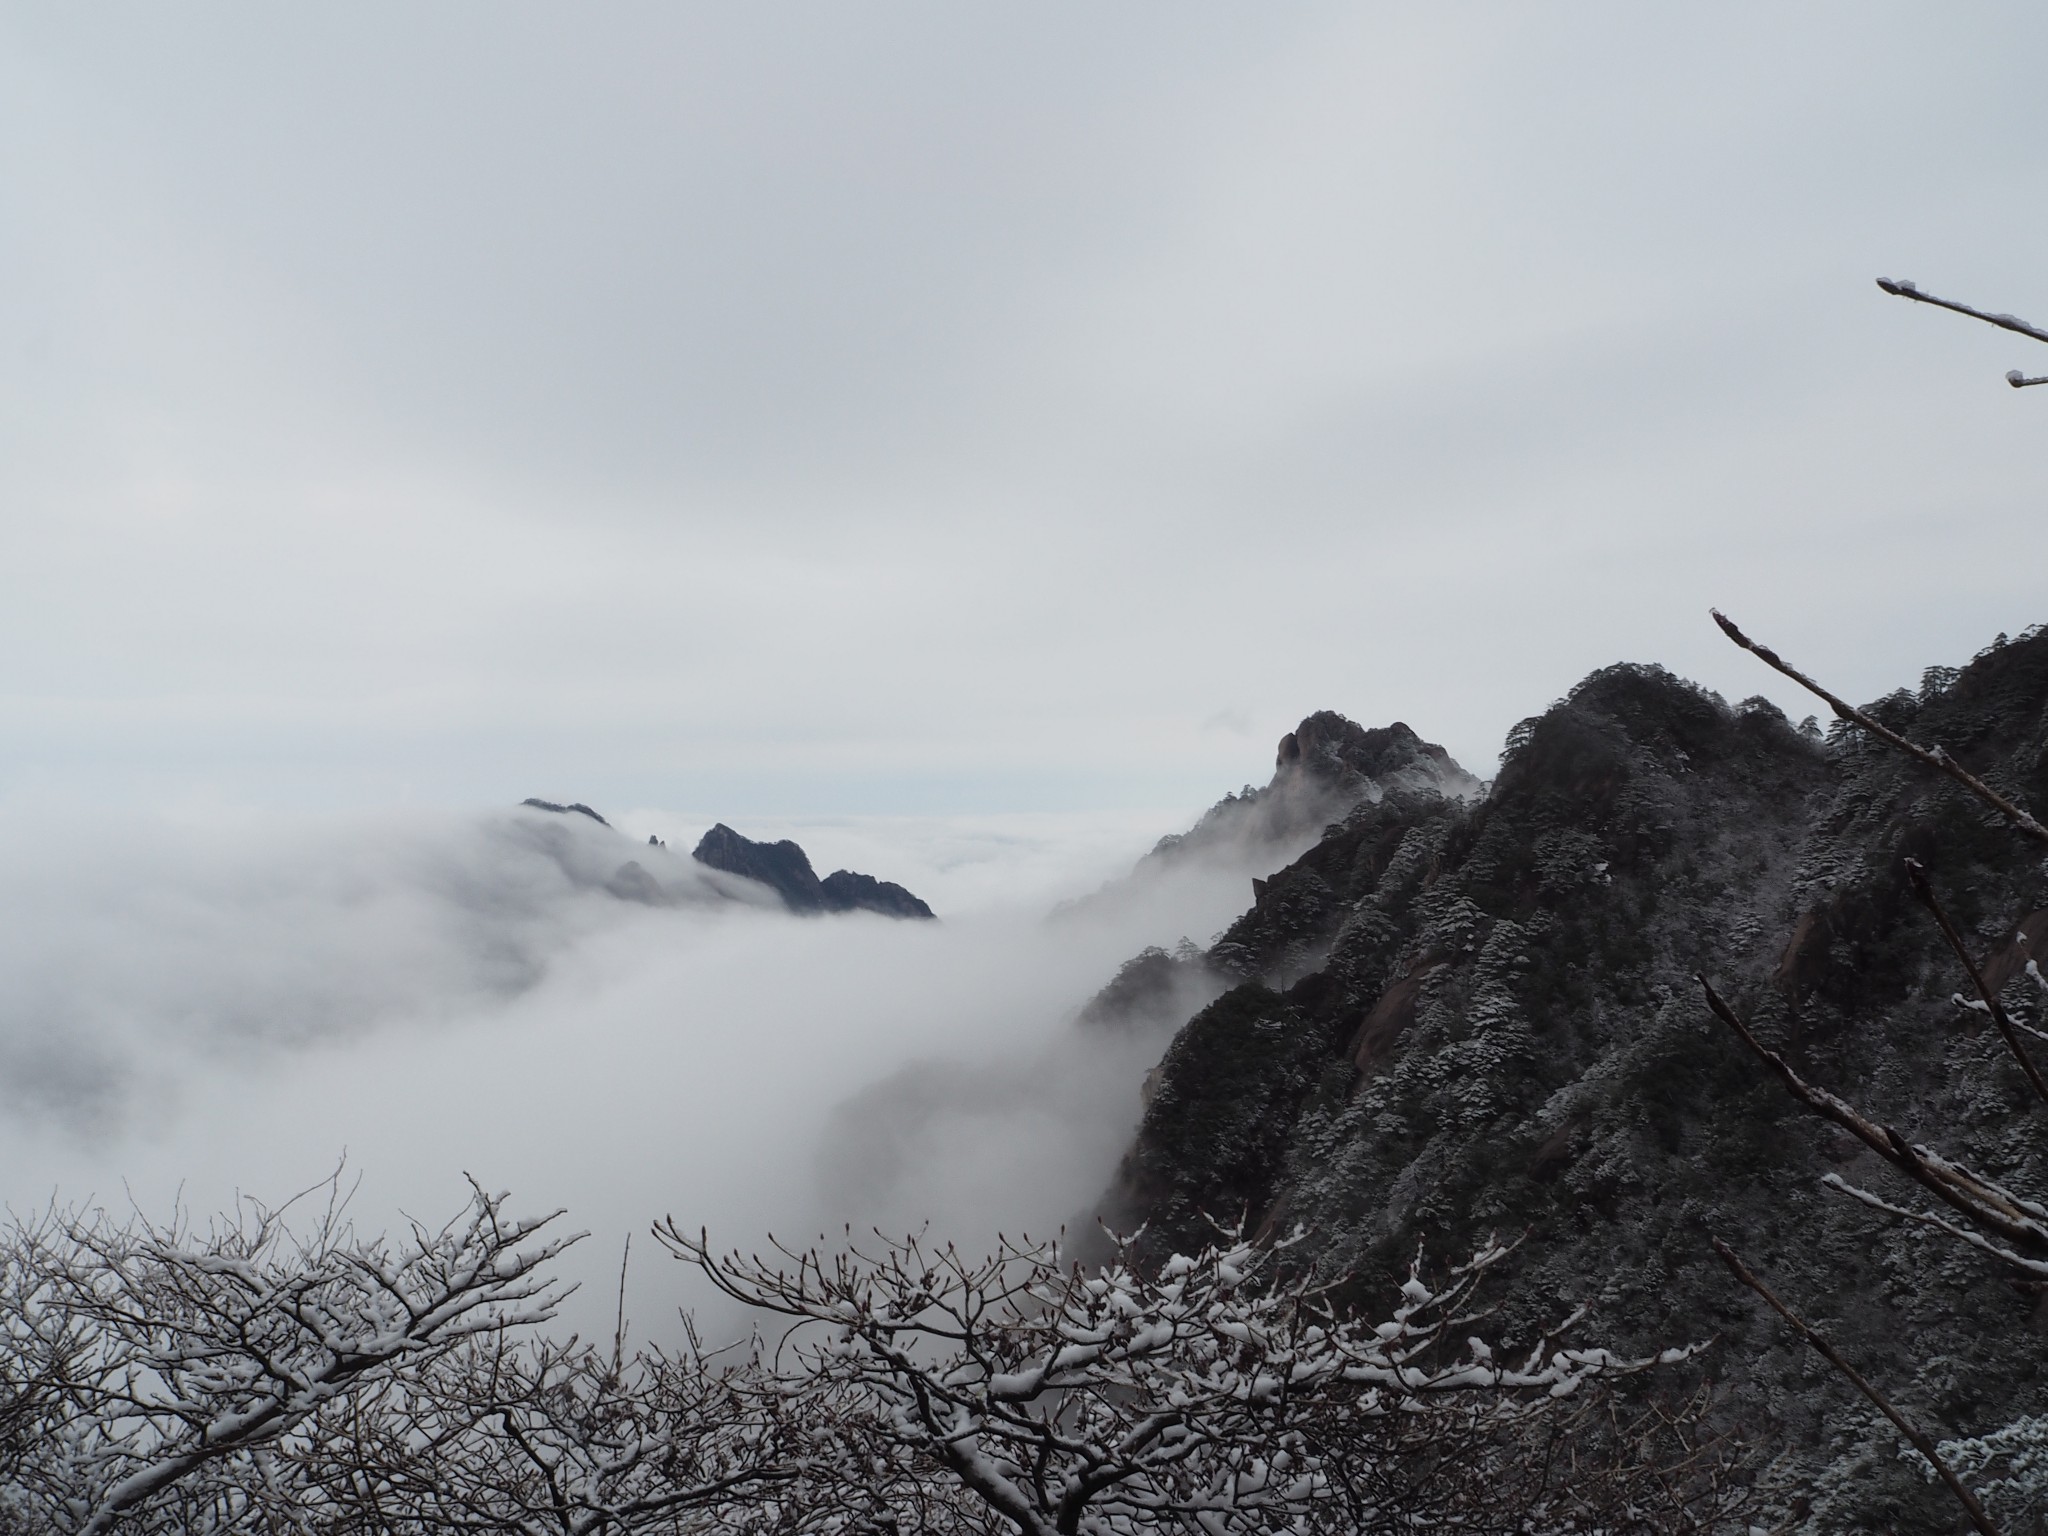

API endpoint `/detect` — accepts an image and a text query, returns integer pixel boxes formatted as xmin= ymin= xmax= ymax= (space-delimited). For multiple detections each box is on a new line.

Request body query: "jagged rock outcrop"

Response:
xmin=692 ymin=823 xmax=832 ymax=910
xmin=1054 ymin=712 xmax=1482 ymax=935
xmin=517 ymin=803 xmax=934 ymax=919
xmin=1101 ymin=631 xmax=2048 ymax=1528
xmin=1143 ymin=714 xmax=1484 ymax=874
xmin=819 ymin=868 xmax=937 ymax=921
xmin=1274 ymin=712 xmax=1486 ymax=804
xmin=692 ymin=823 xmax=934 ymax=920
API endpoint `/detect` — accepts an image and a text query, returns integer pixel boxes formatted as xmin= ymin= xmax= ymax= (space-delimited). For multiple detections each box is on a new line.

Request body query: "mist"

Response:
xmin=0 ymin=790 xmax=1316 ymax=1337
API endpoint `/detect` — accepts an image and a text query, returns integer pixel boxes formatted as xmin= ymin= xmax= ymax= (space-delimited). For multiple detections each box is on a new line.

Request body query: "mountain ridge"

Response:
xmin=1085 ymin=629 xmax=2048 ymax=1527
xmin=517 ymin=803 xmax=935 ymax=919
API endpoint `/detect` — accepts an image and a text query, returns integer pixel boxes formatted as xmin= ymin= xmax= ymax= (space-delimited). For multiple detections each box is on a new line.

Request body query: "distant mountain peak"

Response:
xmin=691 ymin=823 xmax=828 ymax=911
xmin=691 ymin=823 xmax=935 ymax=920
xmin=1274 ymin=712 xmax=1485 ymax=804
xmin=515 ymin=803 xmax=933 ymax=919
xmin=1145 ymin=712 xmax=1481 ymax=872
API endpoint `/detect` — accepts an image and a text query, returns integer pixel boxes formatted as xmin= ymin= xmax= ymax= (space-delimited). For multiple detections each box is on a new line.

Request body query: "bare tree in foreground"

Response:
xmin=277 ymin=1321 xmax=823 ymax=1535
xmin=0 ymin=1178 xmax=800 ymax=1535
xmin=1702 ymin=610 xmax=2048 ymax=1535
xmin=667 ymin=1218 xmax=1746 ymax=1534
xmin=0 ymin=1175 xmax=570 ymax=1533
xmin=3 ymin=1172 xmax=1748 ymax=1533
xmin=1878 ymin=277 xmax=2048 ymax=389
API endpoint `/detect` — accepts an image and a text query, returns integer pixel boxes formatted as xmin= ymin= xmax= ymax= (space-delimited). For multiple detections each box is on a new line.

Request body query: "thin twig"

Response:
xmin=1878 ymin=277 xmax=2048 ymax=348
xmin=1711 ymin=610 xmax=2048 ymax=848
xmin=613 ymin=1233 xmax=632 ymax=1375
xmin=1696 ymin=975 xmax=1894 ymax=1160
xmin=1696 ymin=975 xmax=2048 ymax=1260
xmin=1906 ymin=858 xmax=2048 ymax=1109
xmin=1711 ymin=1239 xmax=2002 ymax=1536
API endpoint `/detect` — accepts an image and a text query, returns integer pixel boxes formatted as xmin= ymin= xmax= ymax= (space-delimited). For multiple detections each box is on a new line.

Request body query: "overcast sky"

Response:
xmin=4 ymin=3 xmax=2046 ymax=821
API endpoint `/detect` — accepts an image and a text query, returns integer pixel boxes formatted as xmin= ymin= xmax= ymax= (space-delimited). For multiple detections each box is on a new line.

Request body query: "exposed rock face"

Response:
xmin=1055 ymin=712 xmax=1482 ymax=936
xmin=516 ymin=803 xmax=934 ymax=919
xmin=692 ymin=823 xmax=935 ymax=920
xmin=1101 ymin=633 xmax=2048 ymax=1527
xmin=819 ymin=869 xmax=936 ymax=921
xmin=1274 ymin=712 xmax=1486 ymax=805
xmin=1142 ymin=714 xmax=1485 ymax=877
xmin=693 ymin=823 xmax=831 ymax=911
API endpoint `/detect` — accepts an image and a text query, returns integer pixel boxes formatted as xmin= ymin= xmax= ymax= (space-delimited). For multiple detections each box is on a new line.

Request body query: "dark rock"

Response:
xmin=819 ymin=869 xmax=935 ymax=920
xmin=1058 ymin=713 xmax=1481 ymax=933
xmin=692 ymin=824 xmax=935 ymax=919
xmin=515 ymin=803 xmax=931 ymax=918
xmin=1275 ymin=711 xmax=1484 ymax=804
xmin=1153 ymin=712 xmax=1485 ymax=871
xmin=691 ymin=824 xmax=828 ymax=911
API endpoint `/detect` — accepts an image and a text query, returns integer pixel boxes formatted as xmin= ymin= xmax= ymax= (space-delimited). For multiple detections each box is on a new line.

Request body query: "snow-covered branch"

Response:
xmin=1698 ymin=973 xmax=2048 ymax=1271
xmin=3 ymin=1179 xmax=1741 ymax=1531
xmin=662 ymin=1219 xmax=1733 ymax=1534
xmin=1711 ymin=1239 xmax=2001 ymax=1536
xmin=1710 ymin=608 xmax=2048 ymax=1532
xmin=1 ymin=1178 xmax=579 ymax=1532
xmin=1711 ymin=610 xmax=2048 ymax=848
xmin=1877 ymin=277 xmax=2048 ymax=386
xmin=277 ymin=1325 xmax=816 ymax=1536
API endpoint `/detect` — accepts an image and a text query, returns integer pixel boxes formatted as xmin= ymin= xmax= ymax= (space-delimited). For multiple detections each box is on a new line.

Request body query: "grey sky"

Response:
xmin=3 ymin=4 xmax=2045 ymax=818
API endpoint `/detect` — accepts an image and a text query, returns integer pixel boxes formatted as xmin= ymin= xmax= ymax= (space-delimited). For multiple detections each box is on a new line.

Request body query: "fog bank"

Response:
xmin=0 ymin=796 xmax=1308 ymax=1335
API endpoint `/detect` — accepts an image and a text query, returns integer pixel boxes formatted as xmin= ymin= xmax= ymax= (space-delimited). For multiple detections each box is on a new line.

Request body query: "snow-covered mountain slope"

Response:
xmin=1093 ymin=629 xmax=2048 ymax=1528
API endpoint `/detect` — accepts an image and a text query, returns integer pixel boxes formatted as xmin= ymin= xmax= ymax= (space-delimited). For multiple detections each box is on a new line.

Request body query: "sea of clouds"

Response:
xmin=0 ymin=796 xmax=1307 ymax=1337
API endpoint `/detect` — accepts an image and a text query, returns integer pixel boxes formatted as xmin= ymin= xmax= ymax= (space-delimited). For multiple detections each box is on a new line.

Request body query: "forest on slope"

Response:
xmin=1098 ymin=621 xmax=2048 ymax=1529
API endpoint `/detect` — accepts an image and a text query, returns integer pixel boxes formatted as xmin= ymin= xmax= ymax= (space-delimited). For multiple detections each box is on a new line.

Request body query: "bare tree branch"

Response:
xmin=1696 ymin=974 xmax=2048 ymax=1267
xmin=660 ymin=1218 xmax=1740 ymax=1534
xmin=1905 ymin=857 xmax=2048 ymax=1109
xmin=1710 ymin=609 xmax=2048 ymax=847
xmin=1878 ymin=276 xmax=2048 ymax=348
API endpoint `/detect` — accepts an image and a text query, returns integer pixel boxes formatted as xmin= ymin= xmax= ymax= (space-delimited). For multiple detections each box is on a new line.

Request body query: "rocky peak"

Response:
xmin=1143 ymin=713 xmax=1481 ymax=879
xmin=515 ymin=802 xmax=934 ymax=919
xmin=692 ymin=823 xmax=829 ymax=911
xmin=818 ymin=869 xmax=937 ymax=921
xmin=692 ymin=823 xmax=934 ymax=920
xmin=1276 ymin=712 xmax=1484 ymax=804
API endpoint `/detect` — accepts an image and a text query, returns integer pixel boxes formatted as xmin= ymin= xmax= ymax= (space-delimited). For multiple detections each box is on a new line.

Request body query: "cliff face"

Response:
xmin=1103 ymin=631 xmax=2048 ymax=1528
xmin=691 ymin=823 xmax=935 ymax=919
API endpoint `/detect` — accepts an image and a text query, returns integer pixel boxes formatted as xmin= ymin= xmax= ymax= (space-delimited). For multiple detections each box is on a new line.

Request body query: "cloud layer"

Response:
xmin=0 ymin=796 xmax=1310 ymax=1336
